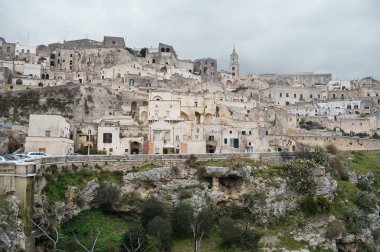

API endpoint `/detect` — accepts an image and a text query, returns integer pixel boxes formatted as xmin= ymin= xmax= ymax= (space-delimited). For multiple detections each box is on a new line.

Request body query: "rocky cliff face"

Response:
xmin=31 ymin=160 xmax=379 ymax=252
xmin=0 ymin=195 xmax=25 ymax=252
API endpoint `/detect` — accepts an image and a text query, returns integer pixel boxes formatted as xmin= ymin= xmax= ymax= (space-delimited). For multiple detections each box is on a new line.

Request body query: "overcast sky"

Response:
xmin=1 ymin=0 xmax=379 ymax=80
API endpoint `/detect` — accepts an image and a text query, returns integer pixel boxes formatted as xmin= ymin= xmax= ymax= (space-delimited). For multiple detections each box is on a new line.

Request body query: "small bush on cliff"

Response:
xmin=325 ymin=220 xmax=344 ymax=240
xmin=185 ymin=154 xmax=198 ymax=167
xmin=326 ymin=144 xmax=339 ymax=156
xmin=311 ymin=146 xmax=330 ymax=168
xmin=140 ymin=197 xmax=167 ymax=229
xmin=96 ymin=183 xmax=121 ymax=213
xmin=357 ymin=176 xmax=372 ymax=191
xmin=355 ymin=191 xmax=377 ymax=213
xmin=343 ymin=208 xmax=369 ymax=235
xmin=300 ymin=194 xmax=318 ymax=215
xmin=281 ymin=160 xmax=317 ymax=194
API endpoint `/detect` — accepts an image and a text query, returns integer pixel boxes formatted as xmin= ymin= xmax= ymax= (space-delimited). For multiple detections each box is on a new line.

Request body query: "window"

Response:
xmin=45 ymin=131 xmax=51 ymax=137
xmin=196 ymin=128 xmax=200 ymax=133
xmin=125 ymin=149 xmax=128 ymax=153
xmin=129 ymin=79 xmax=135 ymax=86
xmin=154 ymin=133 xmax=160 ymax=140
xmin=242 ymin=131 xmax=246 ymax=135
xmin=310 ymin=94 xmax=313 ymax=98
xmin=6 ymin=47 xmax=10 ymax=52
xmin=208 ymin=135 xmax=214 ymax=141
xmin=294 ymin=94 xmax=296 ymax=98
xmin=103 ymin=133 xmax=112 ymax=143
xmin=224 ymin=138 xmax=227 ymax=144
xmin=286 ymin=93 xmax=289 ymax=98
xmin=195 ymin=135 xmax=199 ymax=140
xmin=279 ymin=93 xmax=282 ymax=98
xmin=155 ymin=148 xmax=160 ymax=154
xmin=109 ymin=148 xmax=113 ymax=152
xmin=230 ymin=138 xmax=239 ymax=148
xmin=194 ymin=101 xmax=198 ymax=107
xmin=176 ymin=135 xmax=180 ymax=141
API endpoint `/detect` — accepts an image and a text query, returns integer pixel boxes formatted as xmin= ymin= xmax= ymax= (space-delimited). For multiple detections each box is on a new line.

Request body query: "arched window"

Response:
xmin=129 ymin=79 xmax=135 ymax=86
xmin=146 ymin=82 xmax=151 ymax=87
xmin=41 ymin=74 xmax=46 ymax=79
xmin=166 ymin=48 xmax=170 ymax=52
xmin=161 ymin=48 xmax=165 ymax=52
xmin=46 ymin=74 xmax=49 ymax=79
xmin=38 ymin=83 xmax=43 ymax=87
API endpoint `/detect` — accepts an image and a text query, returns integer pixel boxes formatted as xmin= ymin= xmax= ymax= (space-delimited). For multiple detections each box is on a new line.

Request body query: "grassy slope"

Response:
xmin=342 ymin=151 xmax=380 ymax=189
xmin=59 ymin=209 xmax=136 ymax=252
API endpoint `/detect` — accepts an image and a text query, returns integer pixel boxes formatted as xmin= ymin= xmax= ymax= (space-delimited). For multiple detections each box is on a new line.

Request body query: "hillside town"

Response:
xmin=1 ymin=35 xmax=380 ymax=156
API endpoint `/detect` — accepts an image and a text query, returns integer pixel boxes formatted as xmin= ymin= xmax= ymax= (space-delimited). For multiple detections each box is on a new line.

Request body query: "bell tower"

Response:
xmin=229 ymin=47 xmax=239 ymax=78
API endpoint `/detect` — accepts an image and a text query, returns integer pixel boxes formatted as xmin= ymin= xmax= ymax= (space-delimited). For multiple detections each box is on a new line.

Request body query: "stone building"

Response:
xmin=25 ymin=114 xmax=74 ymax=155
xmin=103 ymin=36 xmax=125 ymax=48
xmin=0 ymin=38 xmax=16 ymax=61
xmin=193 ymin=58 xmax=217 ymax=81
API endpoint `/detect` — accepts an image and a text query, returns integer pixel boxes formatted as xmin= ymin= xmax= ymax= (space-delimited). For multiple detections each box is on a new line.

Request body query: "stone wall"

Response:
xmin=271 ymin=134 xmax=380 ymax=151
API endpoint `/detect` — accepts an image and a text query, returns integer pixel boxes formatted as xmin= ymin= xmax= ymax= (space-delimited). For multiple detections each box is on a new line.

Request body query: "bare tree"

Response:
xmin=30 ymin=218 xmax=64 ymax=252
xmin=189 ymin=208 xmax=214 ymax=252
xmin=73 ymin=229 xmax=101 ymax=252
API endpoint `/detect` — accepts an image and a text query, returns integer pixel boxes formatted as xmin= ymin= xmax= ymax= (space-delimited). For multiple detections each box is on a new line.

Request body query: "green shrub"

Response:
xmin=171 ymin=202 xmax=193 ymax=238
xmin=300 ymin=194 xmax=318 ymax=215
xmin=311 ymin=146 xmax=330 ymax=168
xmin=326 ymin=144 xmax=339 ymax=155
xmin=281 ymin=160 xmax=317 ymax=194
xmin=219 ymin=216 xmax=241 ymax=247
xmin=300 ymin=195 xmax=331 ymax=215
xmin=229 ymin=204 xmax=246 ymax=220
xmin=372 ymin=227 xmax=380 ymax=245
xmin=140 ymin=197 xmax=166 ymax=229
xmin=343 ymin=208 xmax=369 ymax=235
xmin=148 ymin=216 xmax=172 ymax=251
xmin=96 ymin=183 xmax=121 ymax=213
xmin=325 ymin=220 xmax=344 ymax=240
xmin=316 ymin=196 xmax=331 ymax=213
xmin=357 ymin=177 xmax=372 ymax=191
xmin=355 ymin=191 xmax=377 ymax=213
